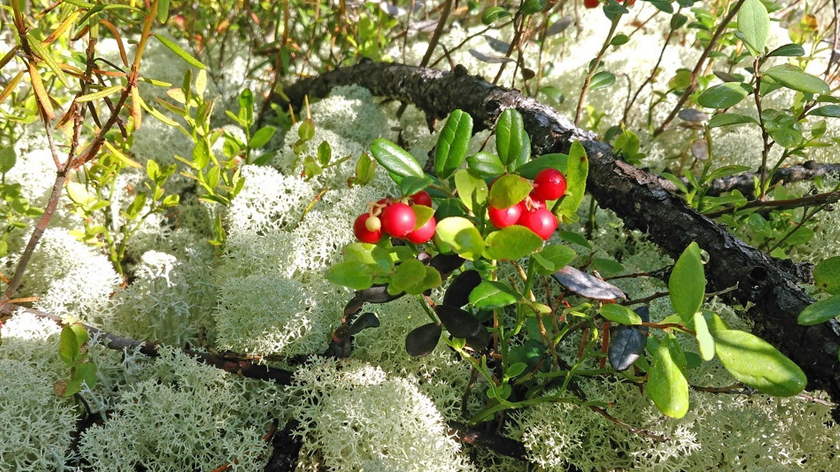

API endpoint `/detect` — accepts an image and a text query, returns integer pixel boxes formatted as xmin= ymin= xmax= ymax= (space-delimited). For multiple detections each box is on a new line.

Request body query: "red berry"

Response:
xmin=532 ymin=169 xmax=567 ymax=202
xmin=410 ymin=191 xmax=432 ymax=207
xmin=354 ymin=213 xmax=382 ymax=243
xmin=381 ymin=202 xmax=417 ymax=238
xmin=406 ymin=216 xmax=437 ymax=244
xmin=488 ymin=202 xmax=524 ymax=229
xmin=584 ymin=0 xmax=599 ymax=8
xmin=519 ymin=208 xmax=558 ymax=240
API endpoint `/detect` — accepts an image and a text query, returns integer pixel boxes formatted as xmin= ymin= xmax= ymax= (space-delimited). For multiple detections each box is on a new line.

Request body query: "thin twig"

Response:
xmin=654 ymin=0 xmax=747 ymax=137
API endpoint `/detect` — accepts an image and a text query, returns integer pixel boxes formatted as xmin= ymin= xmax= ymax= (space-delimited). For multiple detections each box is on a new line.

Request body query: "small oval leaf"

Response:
xmin=405 ymin=323 xmax=442 ymax=357
xmin=469 ymin=280 xmax=520 ymax=310
xmin=435 ymin=109 xmax=473 ymax=180
xmin=697 ymin=82 xmax=752 ymax=109
xmin=713 ymin=329 xmax=807 ymax=396
xmin=370 ymin=138 xmax=425 ymax=179
xmin=669 ymin=242 xmax=706 ymax=323
xmin=599 ymin=303 xmax=642 ymax=325
xmin=483 ymin=226 xmax=543 ymax=261
xmin=443 ymin=270 xmax=482 ymax=308
xmin=764 ymin=64 xmax=830 ymax=95
xmin=648 ymin=337 xmax=690 ymax=418
xmin=435 ymin=305 xmax=484 ymax=338
xmin=798 ymin=294 xmax=840 ymax=326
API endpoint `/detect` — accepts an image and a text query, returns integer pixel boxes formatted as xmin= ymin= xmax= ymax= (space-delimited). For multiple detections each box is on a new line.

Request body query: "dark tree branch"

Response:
xmin=702 ymin=161 xmax=840 ymax=197
xmin=273 ymin=61 xmax=840 ymax=411
xmin=1 ymin=303 xmax=526 ymax=463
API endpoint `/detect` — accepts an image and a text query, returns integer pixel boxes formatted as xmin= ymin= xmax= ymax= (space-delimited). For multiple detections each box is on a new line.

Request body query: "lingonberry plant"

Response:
xmin=328 ymin=108 xmax=807 ymax=422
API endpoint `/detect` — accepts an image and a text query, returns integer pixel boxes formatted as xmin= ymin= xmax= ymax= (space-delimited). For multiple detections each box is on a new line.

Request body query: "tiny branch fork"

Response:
xmin=654 ymin=0 xmax=747 ymax=137
xmin=1 ymin=303 xmax=530 ymax=461
xmin=0 ymin=2 xmax=157 ymax=307
xmin=273 ymin=61 xmax=840 ymax=412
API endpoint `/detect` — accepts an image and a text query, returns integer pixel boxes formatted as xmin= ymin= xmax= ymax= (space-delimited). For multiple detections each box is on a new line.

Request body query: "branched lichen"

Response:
xmin=286 ymin=358 xmax=475 ymax=472
xmin=79 ymin=347 xmax=284 ymax=472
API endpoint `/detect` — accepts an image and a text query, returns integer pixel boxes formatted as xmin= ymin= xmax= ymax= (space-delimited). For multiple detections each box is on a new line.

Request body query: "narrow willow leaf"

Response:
xmin=0 ymin=70 xmax=24 ymax=105
xmin=29 ymin=40 xmax=69 ymax=87
xmin=28 ymin=62 xmax=55 ymax=120
xmin=99 ymin=19 xmax=129 ymax=67
xmin=435 ymin=110 xmax=473 ymax=179
xmin=764 ymin=64 xmax=830 ymax=95
xmin=483 ymin=226 xmax=543 ymax=261
xmin=469 ymin=280 xmax=520 ymax=310
xmin=43 ymin=10 xmax=80 ymax=44
xmin=648 ymin=337 xmax=690 ymax=418
xmin=131 ymin=85 xmax=142 ymax=129
xmin=158 ymin=0 xmax=171 ymax=23
xmin=798 ymin=294 xmax=840 ymax=326
xmin=370 ymin=138 xmax=424 ymax=179
xmin=104 ymin=141 xmax=142 ymax=169
xmin=713 ymin=329 xmax=807 ymax=396
xmin=738 ymin=0 xmax=769 ymax=54
xmin=76 ymin=85 xmax=124 ymax=103
xmin=152 ymin=33 xmax=207 ymax=69
xmin=669 ymin=242 xmax=705 ymax=323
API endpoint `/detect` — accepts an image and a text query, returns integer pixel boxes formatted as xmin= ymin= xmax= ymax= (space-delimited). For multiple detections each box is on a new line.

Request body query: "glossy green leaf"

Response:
xmin=483 ymin=226 xmax=543 ymax=261
xmin=400 ymin=175 xmax=433 ymax=198
xmin=514 ymin=153 xmax=567 ymax=179
xmin=59 ymin=326 xmax=79 ymax=366
xmin=434 ymin=217 xmax=485 ymax=261
xmin=454 ymin=169 xmax=488 ymax=212
xmin=648 ymin=337 xmax=690 ymax=418
xmin=808 ymin=105 xmax=840 ymax=118
xmin=469 ymin=280 xmax=520 ymax=310
xmin=814 ymin=256 xmax=840 ymax=294
xmin=249 ymin=126 xmax=276 ymax=149
xmin=557 ymin=141 xmax=588 ymax=223
xmin=435 ymin=110 xmax=473 ymax=180
xmin=152 ymin=33 xmax=207 ymax=69
xmin=482 ymin=6 xmax=511 ymax=24
xmin=669 ymin=242 xmax=706 ymax=323
xmin=693 ymin=312 xmax=715 ymax=361
xmin=488 ymin=174 xmax=532 ymax=209
xmin=713 ymin=329 xmax=807 ymax=396
xmin=326 ymin=261 xmax=374 ymax=290
xmin=764 ymin=64 xmax=830 ymax=95
xmin=495 ymin=109 xmax=528 ymax=166
xmin=697 ymin=82 xmax=751 ymax=109
xmin=767 ymin=43 xmax=805 ymax=57
xmin=708 ymin=113 xmax=757 ymax=128
xmin=798 ymin=294 xmax=840 ymax=326
xmin=466 ymin=152 xmax=505 ymax=177
xmin=370 ymin=138 xmax=424 ymax=179
xmin=599 ymin=303 xmax=642 ymax=325
xmin=0 ymin=147 xmax=16 ymax=173
xmin=738 ymin=0 xmax=769 ymax=54
xmin=533 ymin=244 xmax=577 ymax=275
xmin=590 ymin=71 xmax=616 ymax=90
xmin=390 ymin=259 xmax=426 ymax=295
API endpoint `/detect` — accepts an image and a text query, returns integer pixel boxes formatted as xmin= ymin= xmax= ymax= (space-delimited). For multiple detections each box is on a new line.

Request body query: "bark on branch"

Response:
xmin=273 ymin=61 xmax=840 ymax=409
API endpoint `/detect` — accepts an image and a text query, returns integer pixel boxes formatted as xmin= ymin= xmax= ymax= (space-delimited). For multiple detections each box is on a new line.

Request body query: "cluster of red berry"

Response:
xmin=353 ymin=191 xmax=436 ymax=244
xmin=487 ymin=168 xmax=566 ymax=240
